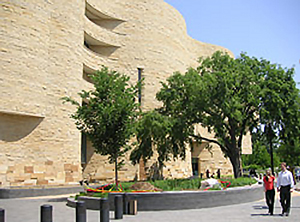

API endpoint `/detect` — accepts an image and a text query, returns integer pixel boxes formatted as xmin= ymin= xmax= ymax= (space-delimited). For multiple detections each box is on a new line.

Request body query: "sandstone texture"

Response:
xmin=0 ymin=0 xmax=251 ymax=187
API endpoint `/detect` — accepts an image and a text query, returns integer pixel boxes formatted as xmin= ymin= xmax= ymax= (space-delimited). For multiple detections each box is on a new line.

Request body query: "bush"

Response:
xmin=150 ymin=178 xmax=203 ymax=191
xmin=73 ymin=177 xmax=258 ymax=199
xmin=226 ymin=177 xmax=257 ymax=187
xmin=243 ymin=164 xmax=261 ymax=170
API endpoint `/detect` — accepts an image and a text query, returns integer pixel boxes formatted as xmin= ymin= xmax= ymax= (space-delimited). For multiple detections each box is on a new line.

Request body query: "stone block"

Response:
xmin=24 ymin=166 xmax=34 ymax=173
xmin=57 ymin=172 xmax=65 ymax=180
xmin=71 ymin=164 xmax=78 ymax=172
xmin=37 ymin=179 xmax=48 ymax=185
xmin=65 ymin=175 xmax=74 ymax=183
xmin=0 ymin=165 xmax=8 ymax=174
xmin=7 ymin=166 xmax=14 ymax=173
xmin=34 ymin=165 xmax=46 ymax=173
xmin=45 ymin=160 xmax=53 ymax=165
xmin=31 ymin=173 xmax=44 ymax=180
xmin=6 ymin=173 xmax=17 ymax=182
xmin=14 ymin=177 xmax=25 ymax=183
xmin=64 ymin=164 xmax=72 ymax=171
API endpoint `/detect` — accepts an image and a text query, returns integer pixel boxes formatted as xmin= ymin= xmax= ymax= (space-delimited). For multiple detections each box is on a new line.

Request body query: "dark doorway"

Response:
xmin=192 ymin=158 xmax=199 ymax=176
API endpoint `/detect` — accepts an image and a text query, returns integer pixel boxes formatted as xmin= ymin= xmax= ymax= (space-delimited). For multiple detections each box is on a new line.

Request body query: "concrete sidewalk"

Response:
xmin=1 ymin=192 xmax=300 ymax=222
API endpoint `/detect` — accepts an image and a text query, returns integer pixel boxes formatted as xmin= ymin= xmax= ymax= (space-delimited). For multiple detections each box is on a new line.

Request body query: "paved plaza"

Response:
xmin=1 ymin=191 xmax=300 ymax=222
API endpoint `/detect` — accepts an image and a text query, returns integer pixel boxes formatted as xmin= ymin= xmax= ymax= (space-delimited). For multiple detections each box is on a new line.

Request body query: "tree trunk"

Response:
xmin=115 ymin=156 xmax=118 ymax=188
xmin=228 ymin=150 xmax=242 ymax=178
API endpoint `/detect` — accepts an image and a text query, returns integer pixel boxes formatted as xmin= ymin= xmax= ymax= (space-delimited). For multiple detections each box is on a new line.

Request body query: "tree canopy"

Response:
xmin=131 ymin=51 xmax=300 ymax=178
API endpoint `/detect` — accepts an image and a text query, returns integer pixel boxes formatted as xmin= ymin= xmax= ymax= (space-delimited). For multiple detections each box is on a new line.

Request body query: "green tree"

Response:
xmin=257 ymin=59 xmax=300 ymax=169
xmin=130 ymin=110 xmax=189 ymax=178
xmin=132 ymin=52 xmax=262 ymax=178
xmin=276 ymin=94 xmax=300 ymax=166
xmin=62 ymin=67 xmax=140 ymax=187
xmin=131 ymin=51 xmax=299 ymax=178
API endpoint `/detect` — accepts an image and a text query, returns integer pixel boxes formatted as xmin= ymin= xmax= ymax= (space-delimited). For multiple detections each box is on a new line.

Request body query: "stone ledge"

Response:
xmin=67 ymin=184 xmax=263 ymax=211
xmin=0 ymin=109 xmax=45 ymax=118
xmin=0 ymin=186 xmax=84 ymax=199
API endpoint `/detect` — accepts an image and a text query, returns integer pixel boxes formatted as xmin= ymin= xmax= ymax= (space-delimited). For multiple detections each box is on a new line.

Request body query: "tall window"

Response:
xmin=81 ymin=133 xmax=87 ymax=164
xmin=192 ymin=158 xmax=199 ymax=176
xmin=81 ymin=101 xmax=88 ymax=164
xmin=137 ymin=68 xmax=143 ymax=104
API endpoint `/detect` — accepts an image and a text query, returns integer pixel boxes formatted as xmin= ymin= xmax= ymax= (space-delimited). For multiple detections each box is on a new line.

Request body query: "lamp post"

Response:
xmin=268 ymin=122 xmax=274 ymax=175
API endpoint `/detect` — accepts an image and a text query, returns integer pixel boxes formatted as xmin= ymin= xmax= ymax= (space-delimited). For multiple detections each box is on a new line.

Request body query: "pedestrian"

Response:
xmin=277 ymin=162 xmax=295 ymax=216
xmin=263 ymin=169 xmax=275 ymax=215
xmin=206 ymin=169 xmax=210 ymax=178
xmin=216 ymin=169 xmax=221 ymax=179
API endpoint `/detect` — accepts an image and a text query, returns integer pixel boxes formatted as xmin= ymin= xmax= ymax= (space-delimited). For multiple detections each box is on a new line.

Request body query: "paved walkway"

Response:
xmin=1 ymin=191 xmax=300 ymax=222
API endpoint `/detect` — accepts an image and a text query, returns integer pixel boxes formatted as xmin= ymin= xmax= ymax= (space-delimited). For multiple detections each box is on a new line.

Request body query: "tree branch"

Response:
xmin=189 ymin=133 xmax=228 ymax=154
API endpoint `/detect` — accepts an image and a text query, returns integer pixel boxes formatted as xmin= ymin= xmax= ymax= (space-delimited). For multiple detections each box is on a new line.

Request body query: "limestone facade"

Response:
xmin=0 ymin=0 xmax=251 ymax=187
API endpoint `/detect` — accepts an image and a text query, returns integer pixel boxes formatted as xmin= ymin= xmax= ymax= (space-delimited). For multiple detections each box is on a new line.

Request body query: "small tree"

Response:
xmin=62 ymin=67 xmax=140 ymax=187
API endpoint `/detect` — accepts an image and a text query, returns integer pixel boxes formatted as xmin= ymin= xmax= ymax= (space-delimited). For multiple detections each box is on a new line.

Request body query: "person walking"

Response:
xmin=206 ymin=169 xmax=210 ymax=178
xmin=216 ymin=169 xmax=221 ymax=179
xmin=263 ymin=169 xmax=275 ymax=215
xmin=277 ymin=162 xmax=295 ymax=216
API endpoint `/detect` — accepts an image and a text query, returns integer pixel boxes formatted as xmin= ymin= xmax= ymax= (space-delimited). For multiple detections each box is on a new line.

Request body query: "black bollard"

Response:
xmin=100 ymin=198 xmax=109 ymax=222
xmin=123 ymin=193 xmax=129 ymax=215
xmin=76 ymin=201 xmax=86 ymax=222
xmin=0 ymin=208 xmax=4 ymax=222
xmin=114 ymin=195 xmax=123 ymax=219
xmin=41 ymin=205 xmax=52 ymax=222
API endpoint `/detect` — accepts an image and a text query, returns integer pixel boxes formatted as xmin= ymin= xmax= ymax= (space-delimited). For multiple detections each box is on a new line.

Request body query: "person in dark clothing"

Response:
xmin=216 ymin=169 xmax=221 ymax=179
xmin=263 ymin=169 xmax=275 ymax=215
xmin=206 ymin=169 xmax=210 ymax=178
xmin=277 ymin=162 xmax=295 ymax=216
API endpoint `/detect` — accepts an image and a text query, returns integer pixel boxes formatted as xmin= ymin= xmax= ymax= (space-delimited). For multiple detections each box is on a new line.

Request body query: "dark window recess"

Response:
xmin=81 ymin=101 xmax=88 ymax=164
xmin=84 ymin=41 xmax=90 ymax=49
xmin=138 ymin=68 xmax=143 ymax=104
xmin=192 ymin=158 xmax=199 ymax=176
xmin=81 ymin=133 xmax=87 ymax=164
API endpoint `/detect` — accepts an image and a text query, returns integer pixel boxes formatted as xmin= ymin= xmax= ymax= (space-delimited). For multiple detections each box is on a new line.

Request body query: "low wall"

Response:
xmin=0 ymin=186 xmax=84 ymax=199
xmin=68 ymin=185 xmax=263 ymax=211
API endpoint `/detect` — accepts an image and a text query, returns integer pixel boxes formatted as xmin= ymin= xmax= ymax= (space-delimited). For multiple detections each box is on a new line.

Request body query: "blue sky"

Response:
xmin=164 ymin=0 xmax=300 ymax=87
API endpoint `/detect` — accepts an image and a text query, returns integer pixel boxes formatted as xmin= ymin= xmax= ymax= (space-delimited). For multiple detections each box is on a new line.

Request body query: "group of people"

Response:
xmin=263 ymin=162 xmax=295 ymax=216
xmin=205 ymin=169 xmax=221 ymax=179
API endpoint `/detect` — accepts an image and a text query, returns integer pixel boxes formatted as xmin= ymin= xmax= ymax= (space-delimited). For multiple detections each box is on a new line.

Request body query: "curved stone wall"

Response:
xmin=0 ymin=0 xmax=246 ymax=187
xmin=68 ymin=185 xmax=263 ymax=211
xmin=0 ymin=0 xmax=85 ymax=187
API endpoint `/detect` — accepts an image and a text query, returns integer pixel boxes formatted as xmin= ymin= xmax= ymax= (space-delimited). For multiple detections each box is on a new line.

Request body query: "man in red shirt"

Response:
xmin=263 ymin=169 xmax=275 ymax=215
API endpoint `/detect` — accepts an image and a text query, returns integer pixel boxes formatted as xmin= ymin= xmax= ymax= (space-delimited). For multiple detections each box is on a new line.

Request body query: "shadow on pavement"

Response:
xmin=251 ymin=213 xmax=283 ymax=217
xmin=252 ymin=205 xmax=268 ymax=210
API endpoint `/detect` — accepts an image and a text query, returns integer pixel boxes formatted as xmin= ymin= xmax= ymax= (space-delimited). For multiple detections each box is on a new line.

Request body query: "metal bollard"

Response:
xmin=123 ymin=193 xmax=129 ymax=215
xmin=0 ymin=208 xmax=4 ymax=222
xmin=41 ymin=205 xmax=52 ymax=222
xmin=128 ymin=199 xmax=138 ymax=215
xmin=76 ymin=201 xmax=86 ymax=222
xmin=114 ymin=195 xmax=123 ymax=219
xmin=100 ymin=198 xmax=109 ymax=222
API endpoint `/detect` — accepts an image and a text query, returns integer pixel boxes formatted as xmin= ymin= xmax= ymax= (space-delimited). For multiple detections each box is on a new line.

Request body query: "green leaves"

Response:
xmin=62 ymin=67 xmax=141 ymax=183
xmin=133 ymin=50 xmax=299 ymax=178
